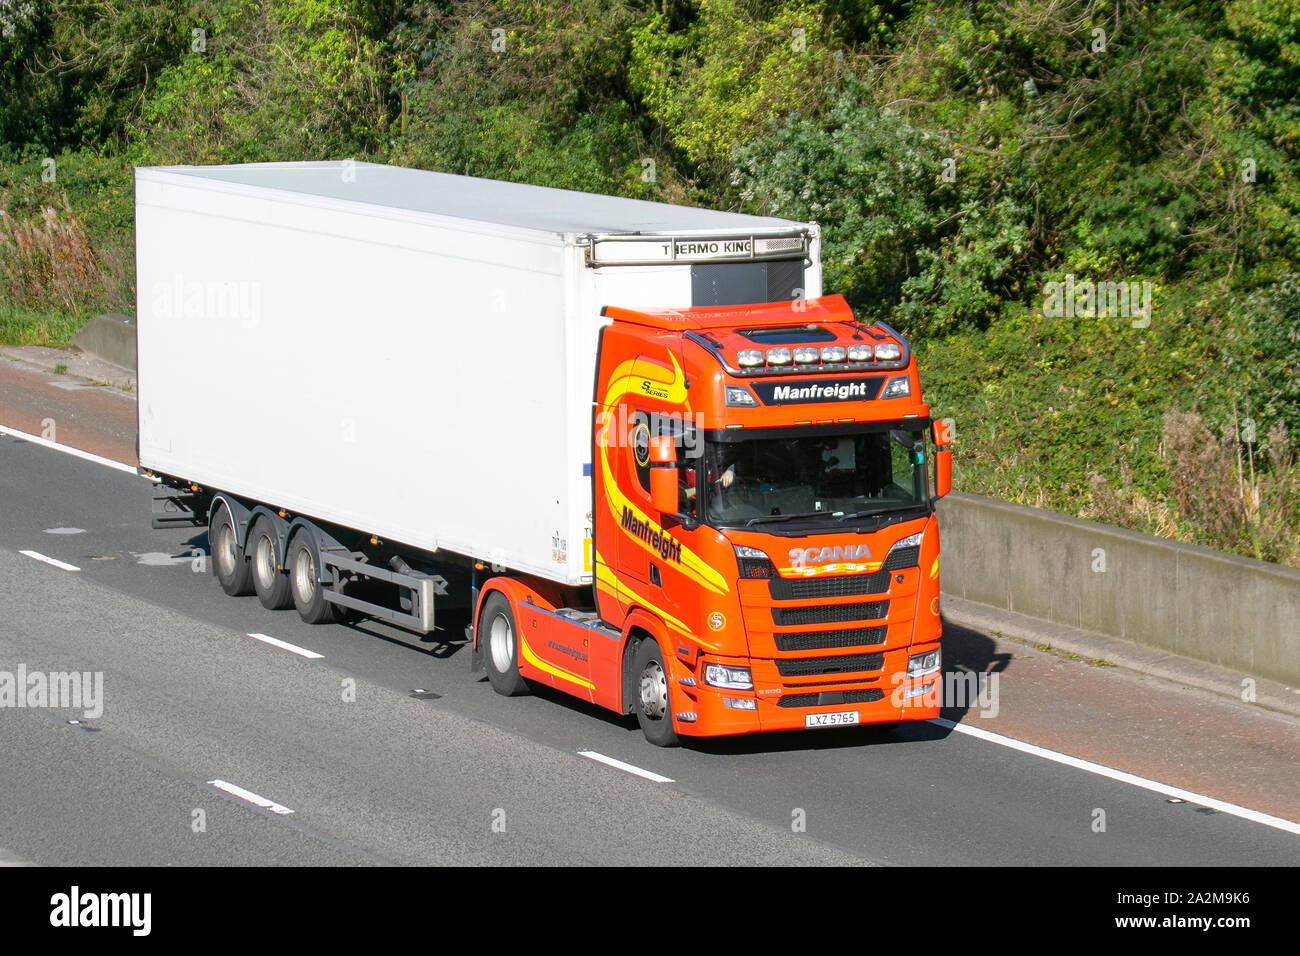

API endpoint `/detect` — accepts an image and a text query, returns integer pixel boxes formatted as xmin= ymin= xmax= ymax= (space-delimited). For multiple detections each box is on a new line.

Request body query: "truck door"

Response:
xmin=617 ymin=409 xmax=701 ymax=631
xmin=617 ymin=409 xmax=655 ymax=586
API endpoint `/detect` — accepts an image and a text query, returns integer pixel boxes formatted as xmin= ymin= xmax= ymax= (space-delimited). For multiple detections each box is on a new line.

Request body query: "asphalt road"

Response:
xmin=1 ymin=431 xmax=1298 ymax=865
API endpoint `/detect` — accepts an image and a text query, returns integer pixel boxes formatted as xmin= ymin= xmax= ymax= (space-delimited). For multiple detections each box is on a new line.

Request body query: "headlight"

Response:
xmin=722 ymin=698 xmax=757 ymax=711
xmin=881 ymin=374 xmax=910 ymax=398
xmin=733 ymin=545 xmax=773 ymax=578
xmin=874 ymin=342 xmax=902 ymax=361
xmin=724 ymin=385 xmax=758 ymax=407
xmin=846 ymin=344 xmax=872 ymax=362
xmin=703 ymin=663 xmax=753 ymax=690
xmin=907 ymin=649 xmax=941 ymax=677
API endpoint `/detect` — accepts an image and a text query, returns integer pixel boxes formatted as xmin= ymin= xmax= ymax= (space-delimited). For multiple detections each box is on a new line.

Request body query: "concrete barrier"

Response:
xmin=936 ymin=491 xmax=1300 ymax=685
xmin=70 ymin=313 xmax=136 ymax=371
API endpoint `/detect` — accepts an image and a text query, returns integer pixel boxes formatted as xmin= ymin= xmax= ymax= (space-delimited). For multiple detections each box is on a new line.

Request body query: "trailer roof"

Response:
xmin=142 ymin=161 xmax=807 ymax=237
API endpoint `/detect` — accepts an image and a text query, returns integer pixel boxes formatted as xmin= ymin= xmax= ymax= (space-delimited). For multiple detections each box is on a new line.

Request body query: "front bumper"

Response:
xmin=668 ymin=642 xmax=942 ymax=737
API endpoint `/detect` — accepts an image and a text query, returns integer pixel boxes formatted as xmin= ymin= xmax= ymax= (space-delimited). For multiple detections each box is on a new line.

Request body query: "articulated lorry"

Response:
xmin=136 ymin=161 xmax=951 ymax=746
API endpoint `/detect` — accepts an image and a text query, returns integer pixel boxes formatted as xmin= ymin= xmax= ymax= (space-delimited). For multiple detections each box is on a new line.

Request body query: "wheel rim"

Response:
xmin=293 ymin=546 xmax=316 ymax=603
xmin=489 ymin=613 xmax=514 ymax=673
xmin=254 ymin=534 xmax=276 ymax=590
xmin=215 ymin=522 xmax=237 ymax=578
xmin=639 ymin=659 xmax=668 ymax=720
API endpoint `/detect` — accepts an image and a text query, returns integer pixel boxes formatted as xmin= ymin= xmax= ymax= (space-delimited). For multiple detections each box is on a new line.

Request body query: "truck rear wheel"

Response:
xmin=210 ymin=506 xmax=253 ymax=596
xmin=249 ymin=517 xmax=293 ymax=610
xmin=481 ymin=593 xmax=529 ymax=697
xmin=632 ymin=638 xmax=680 ymax=748
xmin=288 ymin=530 xmax=337 ymax=624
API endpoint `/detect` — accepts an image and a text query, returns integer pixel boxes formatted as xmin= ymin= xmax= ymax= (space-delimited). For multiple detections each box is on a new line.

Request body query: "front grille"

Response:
xmin=773 ymin=601 xmax=887 ymax=626
xmin=774 ymin=626 xmax=886 ymax=652
xmin=775 ymin=653 xmax=884 ymax=677
xmin=882 ymin=545 xmax=920 ymax=571
xmin=769 ymin=569 xmax=890 ymax=601
xmin=778 ymin=688 xmax=885 ymax=708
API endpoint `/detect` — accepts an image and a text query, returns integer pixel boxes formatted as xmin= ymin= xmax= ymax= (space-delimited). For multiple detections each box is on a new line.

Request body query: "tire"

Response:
xmin=210 ymin=505 xmax=253 ymax=596
xmin=248 ymin=517 xmax=293 ymax=610
xmin=632 ymin=638 xmax=680 ymax=747
xmin=288 ymin=530 xmax=337 ymax=624
xmin=480 ymin=593 xmax=529 ymax=697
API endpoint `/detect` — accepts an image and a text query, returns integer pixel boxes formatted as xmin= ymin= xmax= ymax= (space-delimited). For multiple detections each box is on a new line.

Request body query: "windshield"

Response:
xmin=702 ymin=429 xmax=928 ymax=528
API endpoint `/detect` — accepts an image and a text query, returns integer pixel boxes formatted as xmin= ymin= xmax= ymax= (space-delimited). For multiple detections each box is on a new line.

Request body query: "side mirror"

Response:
xmin=931 ymin=419 xmax=952 ymax=500
xmin=648 ymin=435 xmax=679 ymax=516
xmin=934 ymin=448 xmax=951 ymax=499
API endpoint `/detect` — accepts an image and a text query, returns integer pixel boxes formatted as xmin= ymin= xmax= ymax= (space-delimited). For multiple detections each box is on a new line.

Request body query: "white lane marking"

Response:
xmin=0 ymin=423 xmax=149 ymax=478
xmin=578 ymin=750 xmax=675 ymax=784
xmin=19 ymin=550 xmax=80 ymax=572
xmin=933 ymin=718 xmax=1300 ymax=837
xmin=43 ymin=527 xmax=85 ymax=535
xmin=207 ymin=779 xmax=294 ymax=815
xmin=246 ymin=632 xmax=323 ymax=660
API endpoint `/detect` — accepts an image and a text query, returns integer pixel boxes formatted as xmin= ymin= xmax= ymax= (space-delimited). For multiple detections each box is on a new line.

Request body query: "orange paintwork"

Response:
xmin=476 ymin=294 xmax=943 ymax=736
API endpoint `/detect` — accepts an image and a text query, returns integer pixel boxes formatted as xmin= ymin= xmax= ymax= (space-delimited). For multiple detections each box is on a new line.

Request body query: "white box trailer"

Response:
xmin=135 ymin=161 xmax=821 ymax=590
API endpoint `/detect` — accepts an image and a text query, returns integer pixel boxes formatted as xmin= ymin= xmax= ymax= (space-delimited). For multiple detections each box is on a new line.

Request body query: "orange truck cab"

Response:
xmin=473 ymin=293 xmax=952 ymax=746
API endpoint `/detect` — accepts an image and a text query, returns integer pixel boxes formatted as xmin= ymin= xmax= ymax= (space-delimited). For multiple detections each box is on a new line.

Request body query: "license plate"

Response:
xmin=805 ymin=711 xmax=859 ymax=728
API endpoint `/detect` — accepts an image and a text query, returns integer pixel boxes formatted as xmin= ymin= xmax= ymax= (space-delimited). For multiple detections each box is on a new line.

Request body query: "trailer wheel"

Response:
xmin=632 ymin=638 xmax=680 ymax=748
xmin=481 ymin=593 xmax=529 ymax=697
xmin=288 ymin=531 xmax=337 ymax=624
xmin=249 ymin=517 xmax=293 ymax=610
xmin=210 ymin=506 xmax=253 ymax=596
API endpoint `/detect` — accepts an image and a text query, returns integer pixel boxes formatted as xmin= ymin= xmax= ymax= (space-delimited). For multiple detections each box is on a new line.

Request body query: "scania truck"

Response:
xmin=136 ymin=161 xmax=951 ymax=746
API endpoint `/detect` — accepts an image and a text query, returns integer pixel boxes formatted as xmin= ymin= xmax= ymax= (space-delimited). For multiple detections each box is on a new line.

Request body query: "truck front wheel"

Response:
xmin=249 ymin=517 xmax=293 ymax=610
xmin=632 ymin=638 xmax=680 ymax=748
xmin=481 ymin=593 xmax=529 ymax=697
xmin=210 ymin=506 xmax=253 ymax=596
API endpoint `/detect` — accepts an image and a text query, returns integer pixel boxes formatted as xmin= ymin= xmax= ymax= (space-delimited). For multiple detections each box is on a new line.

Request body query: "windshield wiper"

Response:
xmin=839 ymin=504 xmax=929 ymax=523
xmin=745 ymin=510 xmax=839 ymax=527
